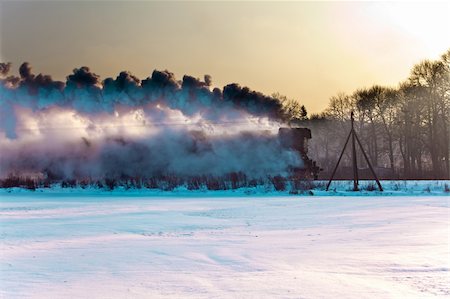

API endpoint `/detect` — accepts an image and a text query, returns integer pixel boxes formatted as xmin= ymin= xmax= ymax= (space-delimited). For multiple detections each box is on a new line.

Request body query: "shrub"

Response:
xmin=24 ymin=178 xmax=36 ymax=190
xmin=0 ymin=176 xmax=36 ymax=190
xmin=271 ymin=176 xmax=286 ymax=191
xmin=145 ymin=178 xmax=158 ymax=189
xmin=364 ymin=182 xmax=377 ymax=191
xmin=187 ymin=177 xmax=202 ymax=190
xmin=96 ymin=180 xmax=104 ymax=189
xmin=61 ymin=179 xmax=76 ymax=188
xmin=392 ymin=182 xmax=401 ymax=191
xmin=104 ymin=178 xmax=117 ymax=190
xmin=248 ymin=179 xmax=258 ymax=188
xmin=159 ymin=175 xmax=182 ymax=191
xmin=206 ymin=177 xmax=226 ymax=190
xmin=0 ymin=176 xmax=22 ymax=188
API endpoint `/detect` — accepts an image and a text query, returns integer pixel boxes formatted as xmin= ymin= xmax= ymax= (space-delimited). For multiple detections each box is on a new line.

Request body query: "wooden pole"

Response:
xmin=326 ymin=111 xmax=383 ymax=192
xmin=350 ymin=112 xmax=359 ymax=191
xmin=326 ymin=129 xmax=352 ymax=191
xmin=354 ymin=132 xmax=383 ymax=191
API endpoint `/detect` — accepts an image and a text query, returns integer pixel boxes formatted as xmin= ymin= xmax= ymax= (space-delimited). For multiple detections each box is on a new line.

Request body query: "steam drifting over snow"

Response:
xmin=0 ymin=63 xmax=302 ymax=180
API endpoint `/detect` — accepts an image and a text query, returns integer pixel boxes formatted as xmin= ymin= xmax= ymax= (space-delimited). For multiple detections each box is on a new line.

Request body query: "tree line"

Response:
xmin=280 ymin=49 xmax=449 ymax=179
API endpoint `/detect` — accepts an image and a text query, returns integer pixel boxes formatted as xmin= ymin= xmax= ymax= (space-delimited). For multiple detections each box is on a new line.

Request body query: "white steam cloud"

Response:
xmin=0 ymin=63 xmax=303 ymax=181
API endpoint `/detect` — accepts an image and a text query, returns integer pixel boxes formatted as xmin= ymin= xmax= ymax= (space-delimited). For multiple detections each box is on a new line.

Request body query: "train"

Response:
xmin=278 ymin=127 xmax=320 ymax=180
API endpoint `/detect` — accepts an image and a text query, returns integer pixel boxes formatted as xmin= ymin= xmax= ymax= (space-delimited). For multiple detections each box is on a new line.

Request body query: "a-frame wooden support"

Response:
xmin=326 ymin=111 xmax=383 ymax=191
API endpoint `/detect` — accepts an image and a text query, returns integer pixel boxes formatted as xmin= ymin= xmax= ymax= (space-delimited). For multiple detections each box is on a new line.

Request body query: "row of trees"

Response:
xmin=286 ymin=49 xmax=449 ymax=179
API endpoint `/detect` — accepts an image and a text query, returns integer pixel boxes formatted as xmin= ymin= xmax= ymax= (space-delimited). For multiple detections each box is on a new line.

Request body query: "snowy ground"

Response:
xmin=0 ymin=187 xmax=449 ymax=298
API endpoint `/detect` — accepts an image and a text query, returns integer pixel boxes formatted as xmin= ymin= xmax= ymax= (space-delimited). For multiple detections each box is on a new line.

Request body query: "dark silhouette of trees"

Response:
xmin=302 ymin=49 xmax=449 ymax=179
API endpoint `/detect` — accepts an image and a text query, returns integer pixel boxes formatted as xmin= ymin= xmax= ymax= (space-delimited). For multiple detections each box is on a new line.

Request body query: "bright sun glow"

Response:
xmin=368 ymin=2 xmax=450 ymax=58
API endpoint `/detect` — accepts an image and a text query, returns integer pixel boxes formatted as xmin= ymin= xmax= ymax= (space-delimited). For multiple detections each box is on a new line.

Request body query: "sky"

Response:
xmin=1 ymin=0 xmax=449 ymax=113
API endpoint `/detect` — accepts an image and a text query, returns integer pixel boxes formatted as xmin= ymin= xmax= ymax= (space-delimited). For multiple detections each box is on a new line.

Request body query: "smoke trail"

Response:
xmin=0 ymin=63 xmax=303 ymax=181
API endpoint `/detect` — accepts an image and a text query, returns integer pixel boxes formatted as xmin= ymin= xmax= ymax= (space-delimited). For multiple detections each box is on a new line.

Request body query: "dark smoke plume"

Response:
xmin=0 ymin=63 xmax=11 ymax=76
xmin=0 ymin=62 xmax=303 ymax=183
xmin=1 ymin=62 xmax=287 ymax=120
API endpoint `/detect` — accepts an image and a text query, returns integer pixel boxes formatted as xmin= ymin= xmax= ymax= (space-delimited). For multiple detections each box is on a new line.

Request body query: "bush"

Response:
xmin=24 ymin=178 xmax=36 ymax=190
xmin=392 ymin=182 xmax=401 ymax=191
xmin=0 ymin=176 xmax=36 ymax=190
xmin=187 ymin=176 xmax=203 ymax=190
xmin=61 ymin=179 xmax=76 ymax=188
xmin=271 ymin=176 xmax=286 ymax=191
xmin=205 ymin=176 xmax=227 ymax=190
xmin=227 ymin=172 xmax=247 ymax=190
xmin=144 ymin=177 xmax=158 ymax=189
xmin=159 ymin=175 xmax=182 ymax=191
xmin=0 ymin=176 xmax=22 ymax=188
xmin=104 ymin=178 xmax=117 ymax=190
xmin=364 ymin=182 xmax=377 ymax=191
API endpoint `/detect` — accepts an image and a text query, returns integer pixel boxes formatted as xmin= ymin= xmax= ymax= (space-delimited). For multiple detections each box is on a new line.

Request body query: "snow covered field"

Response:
xmin=0 ymin=187 xmax=449 ymax=298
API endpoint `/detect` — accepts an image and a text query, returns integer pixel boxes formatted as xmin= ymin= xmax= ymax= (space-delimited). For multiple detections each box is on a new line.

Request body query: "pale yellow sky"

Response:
xmin=1 ymin=1 xmax=449 ymax=113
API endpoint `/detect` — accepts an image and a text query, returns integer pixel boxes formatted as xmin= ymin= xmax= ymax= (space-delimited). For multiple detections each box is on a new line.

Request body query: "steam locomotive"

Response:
xmin=278 ymin=127 xmax=320 ymax=180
